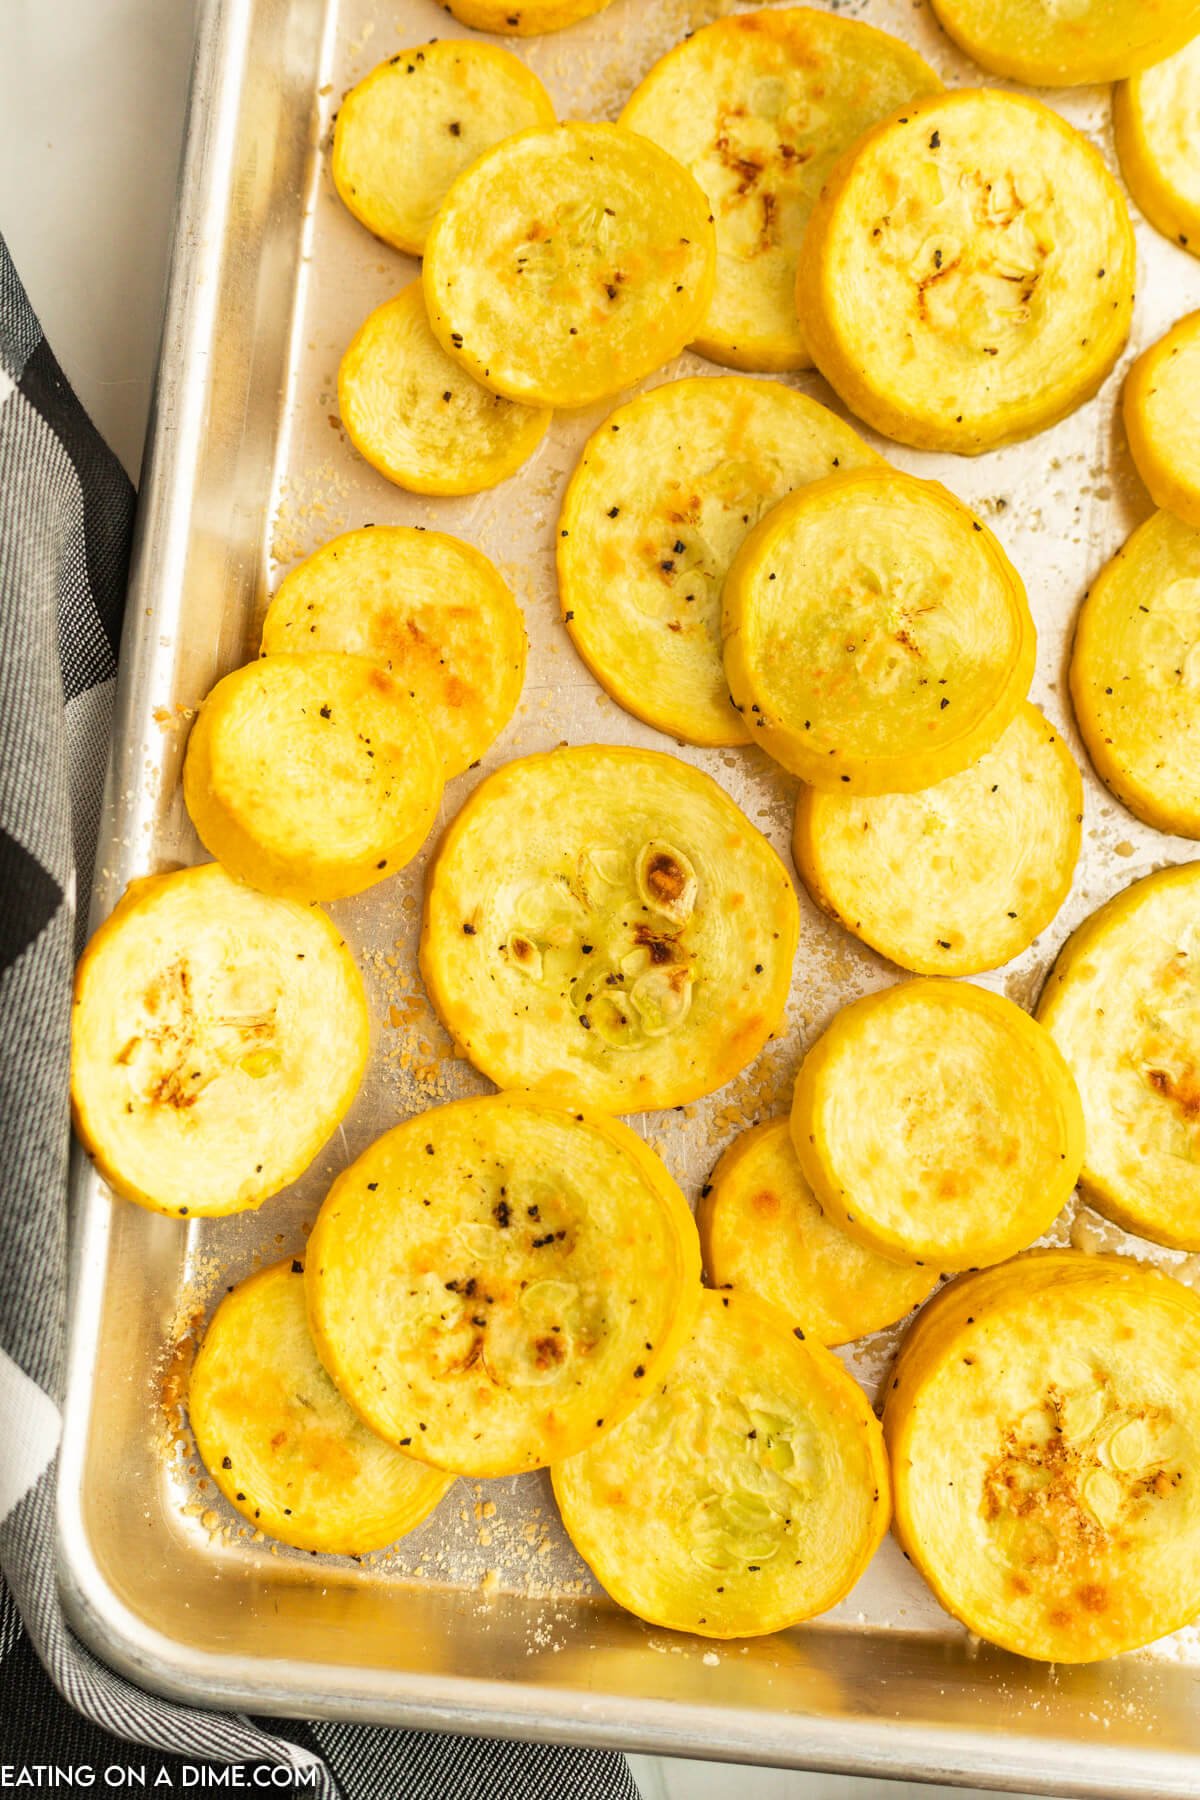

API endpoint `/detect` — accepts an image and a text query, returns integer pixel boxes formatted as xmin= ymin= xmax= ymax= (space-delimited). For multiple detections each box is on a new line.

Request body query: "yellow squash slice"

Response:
xmin=620 ymin=9 xmax=940 ymax=372
xmin=929 ymin=0 xmax=1200 ymax=86
xmin=794 ymin=701 xmax=1082 ymax=975
xmin=700 ymin=1119 xmax=936 ymax=1347
xmin=1115 ymin=38 xmax=1200 ymax=258
xmin=189 ymin=1260 xmax=454 ymax=1554
xmin=419 ymin=745 xmax=798 ymax=1112
xmin=261 ymin=527 xmax=525 ymax=781
xmin=183 ymin=652 xmax=443 ymax=903
xmin=1070 ymin=510 xmax=1200 ymax=838
xmin=422 ymin=123 xmax=716 ymax=410
xmin=305 ymin=1094 xmax=701 ymax=1477
xmin=1037 ymin=862 xmax=1200 ymax=1250
xmin=792 ymin=980 xmax=1085 ymax=1270
xmin=885 ymin=1251 xmax=1200 ymax=1662
xmin=338 ymin=282 xmax=550 ymax=496
xmin=557 ymin=376 xmax=880 ymax=747
xmin=441 ymin=0 xmax=613 ymax=33
xmin=1123 ymin=312 xmax=1200 ymax=527
xmin=70 ymin=863 xmax=368 ymax=1219
xmin=332 ymin=42 xmax=554 ymax=256
xmin=796 ymin=90 xmax=1136 ymax=455
xmin=552 ymin=1287 xmax=890 ymax=1638
xmin=721 ymin=468 xmax=1035 ymax=793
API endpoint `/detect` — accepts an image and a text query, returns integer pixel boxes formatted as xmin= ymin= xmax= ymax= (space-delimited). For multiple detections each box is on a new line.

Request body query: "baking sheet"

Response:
xmin=57 ymin=0 xmax=1200 ymax=1787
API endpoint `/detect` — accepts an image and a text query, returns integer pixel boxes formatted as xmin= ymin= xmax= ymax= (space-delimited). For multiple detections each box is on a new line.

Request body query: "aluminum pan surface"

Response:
xmin=57 ymin=0 xmax=1200 ymax=1787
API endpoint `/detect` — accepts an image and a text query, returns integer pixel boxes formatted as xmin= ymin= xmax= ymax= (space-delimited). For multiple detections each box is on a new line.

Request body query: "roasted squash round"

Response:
xmin=557 ymin=376 xmax=879 ymax=747
xmin=183 ymin=652 xmax=443 ymax=902
xmin=419 ymin=745 xmax=798 ymax=1112
xmin=1071 ymin=509 xmax=1200 ymax=838
xmin=422 ymin=123 xmax=716 ymax=409
xmin=796 ymin=90 xmax=1136 ymax=454
xmin=441 ymin=0 xmax=613 ymax=33
xmin=332 ymin=41 xmax=554 ymax=256
xmin=190 ymin=1260 xmax=454 ymax=1554
xmin=619 ymin=8 xmax=939 ymax=372
xmin=338 ymin=282 xmax=550 ymax=496
xmin=1123 ymin=312 xmax=1200 ymax=528
xmin=792 ymin=980 xmax=1085 ymax=1269
xmin=305 ymin=1094 xmax=701 ymax=1477
xmin=885 ymin=1251 xmax=1200 ymax=1661
xmin=721 ymin=468 xmax=1035 ymax=793
xmin=700 ymin=1119 xmax=936 ymax=1346
xmin=261 ymin=527 xmax=526 ymax=781
xmin=70 ymin=863 xmax=369 ymax=1218
xmin=553 ymin=1286 xmax=890 ymax=1637
xmin=1037 ymin=861 xmax=1200 ymax=1250
xmin=794 ymin=702 xmax=1082 ymax=974
xmin=929 ymin=0 xmax=1200 ymax=87
xmin=1115 ymin=38 xmax=1200 ymax=259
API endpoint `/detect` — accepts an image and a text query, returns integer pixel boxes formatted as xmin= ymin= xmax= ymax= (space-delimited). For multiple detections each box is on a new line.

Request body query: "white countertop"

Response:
xmin=0 ymin=4 xmax=1051 ymax=1795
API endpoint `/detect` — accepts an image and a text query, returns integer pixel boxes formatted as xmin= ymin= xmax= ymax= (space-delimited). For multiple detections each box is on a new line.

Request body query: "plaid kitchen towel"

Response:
xmin=0 ymin=229 xmax=642 ymax=1800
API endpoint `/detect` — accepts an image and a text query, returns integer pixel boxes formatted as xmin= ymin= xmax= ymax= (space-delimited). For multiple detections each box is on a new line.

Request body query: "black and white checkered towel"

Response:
xmin=0 ymin=229 xmax=641 ymax=1800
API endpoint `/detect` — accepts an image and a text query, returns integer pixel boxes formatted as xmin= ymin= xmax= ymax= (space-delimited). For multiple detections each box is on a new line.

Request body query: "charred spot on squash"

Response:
xmin=646 ymin=852 xmax=686 ymax=905
xmin=1145 ymin=1064 xmax=1200 ymax=1118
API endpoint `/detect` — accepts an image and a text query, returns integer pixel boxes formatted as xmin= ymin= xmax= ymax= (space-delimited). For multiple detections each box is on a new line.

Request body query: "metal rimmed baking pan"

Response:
xmin=57 ymin=0 xmax=1200 ymax=1789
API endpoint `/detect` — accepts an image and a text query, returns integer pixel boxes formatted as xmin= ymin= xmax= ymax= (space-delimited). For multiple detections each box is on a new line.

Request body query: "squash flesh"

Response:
xmin=885 ymin=1253 xmax=1200 ymax=1661
xmin=338 ymin=282 xmax=550 ymax=496
xmin=262 ymin=527 xmax=526 ymax=781
xmin=721 ymin=468 xmax=1035 ymax=793
xmin=190 ymin=1261 xmax=454 ymax=1554
xmin=419 ymin=745 xmax=798 ymax=1112
xmin=1037 ymin=862 xmax=1200 ymax=1249
xmin=794 ymin=701 xmax=1082 ymax=974
xmin=556 ymin=376 xmax=880 ymax=747
xmin=796 ymin=90 xmax=1136 ymax=454
xmin=332 ymin=42 xmax=554 ymax=256
xmin=69 ymin=864 xmax=369 ymax=1218
xmin=620 ymin=8 xmax=939 ymax=372
xmin=305 ymin=1095 xmax=701 ymax=1476
xmin=553 ymin=1287 xmax=890 ymax=1637
xmin=422 ymin=123 xmax=716 ymax=409
xmin=700 ymin=1120 xmax=936 ymax=1347
xmin=183 ymin=652 xmax=443 ymax=902
xmin=792 ymin=980 xmax=1085 ymax=1269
